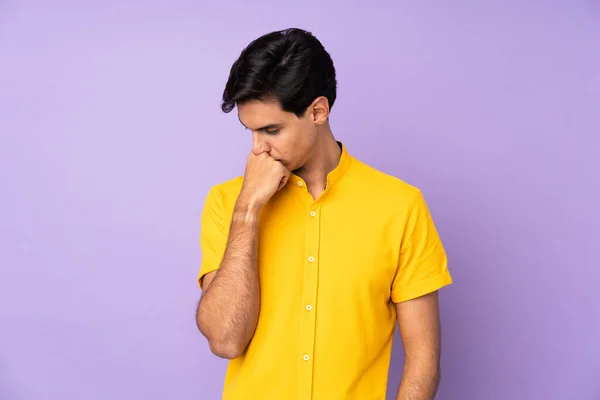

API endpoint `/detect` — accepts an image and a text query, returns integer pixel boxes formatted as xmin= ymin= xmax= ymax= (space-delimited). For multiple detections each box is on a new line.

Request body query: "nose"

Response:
xmin=251 ymin=132 xmax=270 ymax=155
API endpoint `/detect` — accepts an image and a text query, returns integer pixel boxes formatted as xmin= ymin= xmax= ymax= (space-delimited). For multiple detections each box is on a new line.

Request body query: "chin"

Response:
xmin=288 ymin=161 xmax=305 ymax=173
xmin=282 ymin=158 xmax=301 ymax=172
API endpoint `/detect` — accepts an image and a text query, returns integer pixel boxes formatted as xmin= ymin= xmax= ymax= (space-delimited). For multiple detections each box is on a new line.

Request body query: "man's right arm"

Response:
xmin=196 ymin=151 xmax=290 ymax=359
xmin=196 ymin=199 xmax=262 ymax=359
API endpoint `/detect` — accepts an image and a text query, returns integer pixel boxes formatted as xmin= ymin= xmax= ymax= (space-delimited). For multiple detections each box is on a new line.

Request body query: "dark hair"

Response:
xmin=221 ymin=28 xmax=337 ymax=118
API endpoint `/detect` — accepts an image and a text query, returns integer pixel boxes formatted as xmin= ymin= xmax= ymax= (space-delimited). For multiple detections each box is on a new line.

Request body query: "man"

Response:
xmin=195 ymin=28 xmax=452 ymax=400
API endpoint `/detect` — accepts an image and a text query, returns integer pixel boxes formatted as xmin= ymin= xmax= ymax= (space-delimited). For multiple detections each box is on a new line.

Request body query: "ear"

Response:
xmin=308 ymin=96 xmax=330 ymax=124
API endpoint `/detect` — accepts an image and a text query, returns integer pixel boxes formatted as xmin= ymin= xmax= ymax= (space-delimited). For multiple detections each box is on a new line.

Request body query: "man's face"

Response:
xmin=237 ymin=100 xmax=318 ymax=172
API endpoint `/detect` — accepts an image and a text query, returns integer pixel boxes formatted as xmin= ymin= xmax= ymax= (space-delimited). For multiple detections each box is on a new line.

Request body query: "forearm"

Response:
xmin=396 ymin=356 xmax=440 ymax=400
xmin=197 ymin=200 xmax=261 ymax=359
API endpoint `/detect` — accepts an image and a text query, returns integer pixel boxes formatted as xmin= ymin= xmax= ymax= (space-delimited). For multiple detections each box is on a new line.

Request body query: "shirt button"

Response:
xmin=303 ymin=355 xmax=309 ymax=361
xmin=308 ymin=256 xmax=314 ymax=262
xmin=310 ymin=211 xmax=316 ymax=217
xmin=306 ymin=304 xmax=312 ymax=311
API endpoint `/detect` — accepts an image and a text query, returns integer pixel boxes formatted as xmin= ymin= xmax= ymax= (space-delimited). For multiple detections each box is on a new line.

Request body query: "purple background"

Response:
xmin=1 ymin=1 xmax=599 ymax=399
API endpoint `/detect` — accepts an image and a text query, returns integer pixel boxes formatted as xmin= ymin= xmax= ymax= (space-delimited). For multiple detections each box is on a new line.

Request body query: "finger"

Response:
xmin=277 ymin=173 xmax=289 ymax=191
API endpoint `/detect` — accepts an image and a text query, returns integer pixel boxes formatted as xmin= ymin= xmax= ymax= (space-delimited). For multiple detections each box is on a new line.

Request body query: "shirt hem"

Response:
xmin=391 ymin=271 xmax=453 ymax=303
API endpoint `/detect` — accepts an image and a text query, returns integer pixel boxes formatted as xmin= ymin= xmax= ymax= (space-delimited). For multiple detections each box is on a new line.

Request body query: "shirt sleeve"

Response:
xmin=391 ymin=189 xmax=452 ymax=303
xmin=197 ymin=185 xmax=229 ymax=290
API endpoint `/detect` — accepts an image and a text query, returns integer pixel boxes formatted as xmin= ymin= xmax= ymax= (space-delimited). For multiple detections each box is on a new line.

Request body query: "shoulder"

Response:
xmin=348 ymin=157 xmax=422 ymax=204
xmin=345 ymin=157 xmax=437 ymax=231
xmin=202 ymin=175 xmax=244 ymax=212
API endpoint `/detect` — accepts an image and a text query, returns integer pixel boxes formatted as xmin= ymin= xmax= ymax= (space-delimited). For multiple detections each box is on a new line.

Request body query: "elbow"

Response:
xmin=196 ymin=314 xmax=245 ymax=359
xmin=198 ymin=325 xmax=245 ymax=359
xmin=208 ymin=339 xmax=245 ymax=359
xmin=196 ymin=301 xmax=248 ymax=359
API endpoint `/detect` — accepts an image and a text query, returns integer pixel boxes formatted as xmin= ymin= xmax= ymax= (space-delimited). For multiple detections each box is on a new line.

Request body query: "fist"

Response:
xmin=239 ymin=152 xmax=291 ymax=209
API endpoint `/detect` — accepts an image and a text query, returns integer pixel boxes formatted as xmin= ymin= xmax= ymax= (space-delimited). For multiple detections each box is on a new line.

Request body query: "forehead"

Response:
xmin=237 ymin=100 xmax=296 ymax=129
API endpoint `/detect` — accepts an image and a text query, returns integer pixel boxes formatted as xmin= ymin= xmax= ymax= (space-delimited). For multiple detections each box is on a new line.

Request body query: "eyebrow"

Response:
xmin=238 ymin=115 xmax=282 ymax=131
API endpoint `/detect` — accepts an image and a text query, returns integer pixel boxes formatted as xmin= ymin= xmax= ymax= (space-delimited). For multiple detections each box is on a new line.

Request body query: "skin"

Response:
xmin=395 ymin=291 xmax=442 ymax=400
xmin=196 ymin=96 xmax=442 ymax=399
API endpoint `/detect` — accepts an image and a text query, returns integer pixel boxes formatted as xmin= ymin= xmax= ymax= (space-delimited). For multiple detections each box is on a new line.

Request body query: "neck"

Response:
xmin=293 ymin=126 xmax=341 ymax=197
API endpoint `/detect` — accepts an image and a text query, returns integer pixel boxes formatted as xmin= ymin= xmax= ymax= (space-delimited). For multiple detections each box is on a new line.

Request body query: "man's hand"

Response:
xmin=238 ymin=152 xmax=291 ymax=209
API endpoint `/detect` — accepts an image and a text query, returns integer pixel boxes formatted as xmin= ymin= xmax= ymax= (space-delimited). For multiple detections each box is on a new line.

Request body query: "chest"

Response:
xmin=256 ymin=198 xmax=401 ymax=301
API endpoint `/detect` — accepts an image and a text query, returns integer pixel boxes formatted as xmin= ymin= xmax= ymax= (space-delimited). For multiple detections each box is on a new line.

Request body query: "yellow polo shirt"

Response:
xmin=198 ymin=142 xmax=452 ymax=399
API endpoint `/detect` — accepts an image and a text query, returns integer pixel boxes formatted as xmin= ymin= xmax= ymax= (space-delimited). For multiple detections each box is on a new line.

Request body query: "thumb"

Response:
xmin=277 ymin=170 xmax=290 ymax=191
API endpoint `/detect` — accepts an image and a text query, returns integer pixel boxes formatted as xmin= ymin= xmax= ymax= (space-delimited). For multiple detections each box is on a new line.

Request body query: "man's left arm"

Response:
xmin=391 ymin=189 xmax=452 ymax=399
xmin=394 ymin=291 xmax=441 ymax=400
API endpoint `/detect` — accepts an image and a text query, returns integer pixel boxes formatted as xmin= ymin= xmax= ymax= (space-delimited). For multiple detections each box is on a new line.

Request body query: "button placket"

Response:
xmin=299 ymin=201 xmax=322 ymax=400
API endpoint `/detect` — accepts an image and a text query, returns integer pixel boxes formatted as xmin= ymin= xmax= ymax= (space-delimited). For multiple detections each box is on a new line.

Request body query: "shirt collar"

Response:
xmin=325 ymin=141 xmax=351 ymax=189
xmin=289 ymin=141 xmax=351 ymax=191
